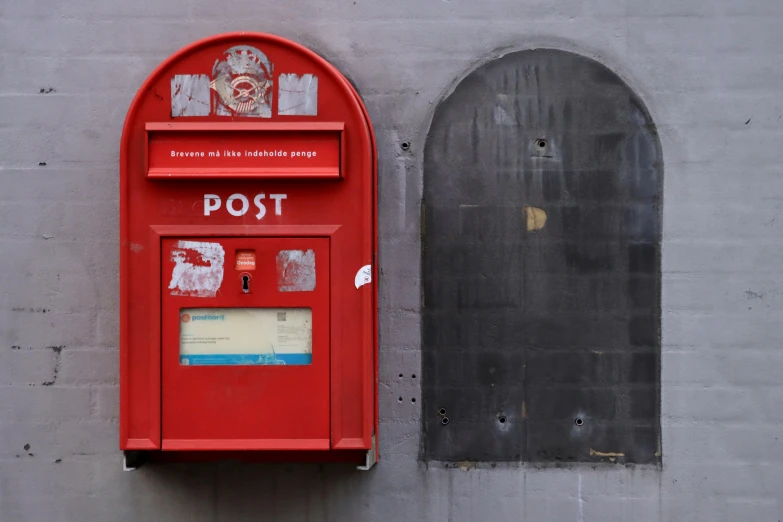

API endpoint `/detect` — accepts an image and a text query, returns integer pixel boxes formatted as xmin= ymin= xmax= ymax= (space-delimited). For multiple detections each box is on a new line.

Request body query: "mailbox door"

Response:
xmin=160 ymin=236 xmax=330 ymax=450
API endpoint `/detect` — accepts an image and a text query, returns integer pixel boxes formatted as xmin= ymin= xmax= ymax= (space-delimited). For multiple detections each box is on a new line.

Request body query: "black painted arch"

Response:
xmin=421 ymin=49 xmax=662 ymax=464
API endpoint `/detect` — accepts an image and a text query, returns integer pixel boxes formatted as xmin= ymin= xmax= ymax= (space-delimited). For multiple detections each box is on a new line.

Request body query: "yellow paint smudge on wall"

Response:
xmin=589 ymin=447 xmax=625 ymax=458
xmin=524 ymin=206 xmax=547 ymax=231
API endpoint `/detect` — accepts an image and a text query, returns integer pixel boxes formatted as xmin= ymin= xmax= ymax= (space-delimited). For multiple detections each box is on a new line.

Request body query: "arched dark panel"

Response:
xmin=421 ymin=49 xmax=661 ymax=464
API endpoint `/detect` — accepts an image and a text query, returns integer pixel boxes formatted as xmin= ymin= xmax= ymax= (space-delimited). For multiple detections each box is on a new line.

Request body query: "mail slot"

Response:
xmin=119 ymin=33 xmax=377 ymax=468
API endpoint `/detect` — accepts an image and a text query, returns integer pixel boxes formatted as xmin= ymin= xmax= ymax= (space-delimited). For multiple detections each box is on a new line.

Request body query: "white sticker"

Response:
xmin=169 ymin=241 xmax=225 ymax=298
xmin=354 ymin=265 xmax=372 ymax=289
xmin=278 ymin=73 xmax=318 ymax=116
xmin=277 ymin=250 xmax=316 ymax=292
xmin=171 ymin=74 xmax=211 ymax=117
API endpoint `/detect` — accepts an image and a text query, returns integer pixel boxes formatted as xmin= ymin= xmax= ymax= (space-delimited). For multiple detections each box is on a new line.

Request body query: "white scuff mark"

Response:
xmin=171 ymin=74 xmax=211 ymax=117
xmin=276 ymin=250 xmax=316 ymax=292
xmin=578 ymin=473 xmax=584 ymax=522
xmin=277 ymin=73 xmax=318 ymax=116
xmin=493 ymin=94 xmax=515 ymax=126
xmin=493 ymin=105 xmax=514 ymax=125
xmin=169 ymin=241 xmax=225 ymax=297
xmin=354 ymin=265 xmax=372 ymax=289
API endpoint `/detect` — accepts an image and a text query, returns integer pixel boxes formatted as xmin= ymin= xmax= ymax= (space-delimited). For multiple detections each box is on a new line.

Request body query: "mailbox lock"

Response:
xmin=240 ymin=273 xmax=251 ymax=293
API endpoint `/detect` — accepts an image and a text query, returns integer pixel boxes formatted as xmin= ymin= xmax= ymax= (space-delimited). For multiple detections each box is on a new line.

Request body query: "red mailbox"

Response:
xmin=119 ymin=33 xmax=377 ymax=468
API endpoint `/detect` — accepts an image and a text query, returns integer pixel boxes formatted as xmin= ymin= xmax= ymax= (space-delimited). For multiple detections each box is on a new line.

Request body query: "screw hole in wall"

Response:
xmin=398 ymin=397 xmax=402 ymax=402
xmin=441 ymin=417 xmax=450 ymax=425
xmin=574 ymin=417 xmax=584 ymax=426
xmin=398 ymin=373 xmax=403 ymax=378
xmin=411 ymin=374 xmax=416 ymax=379
xmin=498 ymin=415 xmax=507 ymax=424
xmin=438 ymin=408 xmax=446 ymax=416
xmin=401 ymin=141 xmax=411 ymax=151
xmin=536 ymin=138 xmax=547 ymax=149
xmin=411 ymin=398 xmax=416 ymax=403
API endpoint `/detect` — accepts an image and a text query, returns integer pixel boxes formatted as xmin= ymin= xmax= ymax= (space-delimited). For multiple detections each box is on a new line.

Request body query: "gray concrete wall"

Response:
xmin=1 ymin=0 xmax=782 ymax=520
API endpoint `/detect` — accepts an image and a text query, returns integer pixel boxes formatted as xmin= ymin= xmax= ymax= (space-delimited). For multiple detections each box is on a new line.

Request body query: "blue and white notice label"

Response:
xmin=179 ymin=308 xmax=312 ymax=366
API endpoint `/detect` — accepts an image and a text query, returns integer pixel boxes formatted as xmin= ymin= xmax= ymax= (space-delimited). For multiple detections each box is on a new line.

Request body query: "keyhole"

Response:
xmin=242 ymin=275 xmax=250 ymax=293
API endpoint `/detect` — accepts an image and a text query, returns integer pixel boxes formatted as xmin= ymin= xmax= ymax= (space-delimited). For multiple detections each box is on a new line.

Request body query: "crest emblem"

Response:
xmin=210 ymin=45 xmax=273 ymax=117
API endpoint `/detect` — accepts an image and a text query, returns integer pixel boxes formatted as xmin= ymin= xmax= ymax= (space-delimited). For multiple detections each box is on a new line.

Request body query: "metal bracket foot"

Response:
xmin=123 ymin=450 xmax=147 ymax=471
xmin=357 ymin=435 xmax=377 ymax=471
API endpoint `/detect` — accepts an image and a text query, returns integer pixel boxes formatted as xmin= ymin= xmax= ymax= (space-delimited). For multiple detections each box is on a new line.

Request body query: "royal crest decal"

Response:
xmin=210 ymin=45 xmax=273 ymax=117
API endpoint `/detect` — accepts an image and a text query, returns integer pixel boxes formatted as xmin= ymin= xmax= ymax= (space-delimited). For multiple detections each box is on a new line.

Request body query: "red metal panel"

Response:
xmin=162 ymin=439 xmax=330 ymax=451
xmin=161 ymin=236 xmax=330 ymax=448
xmin=120 ymin=32 xmax=377 ymax=462
xmin=125 ymin=438 xmax=158 ymax=450
xmin=341 ymin=72 xmax=379 ymax=462
xmin=149 ymin=449 xmax=368 ymax=464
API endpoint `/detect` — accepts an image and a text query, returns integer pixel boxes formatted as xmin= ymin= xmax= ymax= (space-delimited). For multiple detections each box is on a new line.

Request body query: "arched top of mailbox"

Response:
xmin=122 ymin=31 xmax=372 ymax=139
xmin=121 ymin=32 xmax=375 ymax=181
